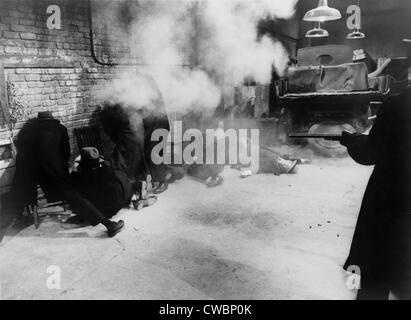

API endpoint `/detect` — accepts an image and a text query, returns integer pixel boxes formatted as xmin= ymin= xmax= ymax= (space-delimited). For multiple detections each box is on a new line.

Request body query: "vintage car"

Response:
xmin=279 ymin=45 xmax=408 ymax=157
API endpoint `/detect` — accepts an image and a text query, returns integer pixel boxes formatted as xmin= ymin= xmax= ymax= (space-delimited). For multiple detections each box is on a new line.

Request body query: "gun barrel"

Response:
xmin=288 ymin=133 xmax=343 ymax=140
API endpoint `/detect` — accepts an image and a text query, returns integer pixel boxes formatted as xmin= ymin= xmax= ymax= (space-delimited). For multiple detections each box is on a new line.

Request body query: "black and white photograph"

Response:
xmin=0 ymin=0 xmax=410 ymax=307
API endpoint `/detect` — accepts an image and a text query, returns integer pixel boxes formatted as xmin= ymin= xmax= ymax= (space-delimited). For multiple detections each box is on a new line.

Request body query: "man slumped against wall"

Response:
xmin=341 ymin=88 xmax=411 ymax=299
xmin=12 ymin=111 xmax=70 ymax=211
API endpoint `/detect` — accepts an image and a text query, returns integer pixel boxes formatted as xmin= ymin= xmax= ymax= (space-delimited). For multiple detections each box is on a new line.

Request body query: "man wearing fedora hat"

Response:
xmin=65 ymin=147 xmax=129 ymax=237
xmin=12 ymin=111 xmax=70 ymax=210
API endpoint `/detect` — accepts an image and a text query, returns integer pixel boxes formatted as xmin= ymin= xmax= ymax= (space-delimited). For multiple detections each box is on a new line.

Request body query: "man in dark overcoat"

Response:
xmin=140 ymin=75 xmax=171 ymax=193
xmin=341 ymin=88 xmax=411 ymax=299
xmin=101 ymin=74 xmax=172 ymax=194
xmin=12 ymin=111 xmax=70 ymax=209
xmin=100 ymin=103 xmax=148 ymax=179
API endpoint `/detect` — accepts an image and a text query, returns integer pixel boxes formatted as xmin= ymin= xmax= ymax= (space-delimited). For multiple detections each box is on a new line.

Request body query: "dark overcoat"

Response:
xmin=101 ymin=75 xmax=171 ymax=184
xmin=68 ymin=161 xmax=132 ymax=223
xmin=343 ymin=89 xmax=411 ymax=294
xmin=100 ymin=103 xmax=149 ymax=182
xmin=141 ymin=77 xmax=170 ymax=183
xmin=12 ymin=117 xmax=70 ymax=206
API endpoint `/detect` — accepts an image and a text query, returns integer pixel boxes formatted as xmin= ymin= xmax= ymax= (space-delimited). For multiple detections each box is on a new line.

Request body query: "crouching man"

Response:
xmin=65 ymin=147 xmax=131 ymax=237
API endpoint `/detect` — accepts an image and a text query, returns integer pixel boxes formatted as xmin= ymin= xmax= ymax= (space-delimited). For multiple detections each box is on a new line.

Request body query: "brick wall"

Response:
xmin=0 ymin=0 xmax=115 ymax=144
xmin=4 ymin=65 xmax=115 ymax=149
xmin=0 ymin=0 xmax=197 ymax=192
xmin=0 ymin=0 xmax=196 ymax=133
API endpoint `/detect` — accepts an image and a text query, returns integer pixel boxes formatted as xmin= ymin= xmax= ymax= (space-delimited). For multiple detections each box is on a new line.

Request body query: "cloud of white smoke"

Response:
xmin=198 ymin=0 xmax=296 ymax=85
xmin=100 ymin=0 xmax=298 ymax=112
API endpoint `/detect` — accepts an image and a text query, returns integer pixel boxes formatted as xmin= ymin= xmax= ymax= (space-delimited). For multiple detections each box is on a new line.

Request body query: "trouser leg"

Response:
xmin=64 ymin=190 xmax=106 ymax=226
xmin=100 ymin=198 xmax=128 ymax=220
xmin=144 ymin=114 xmax=170 ymax=182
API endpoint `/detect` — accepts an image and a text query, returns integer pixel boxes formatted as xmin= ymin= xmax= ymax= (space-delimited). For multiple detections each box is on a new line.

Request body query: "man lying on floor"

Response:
xmin=64 ymin=147 xmax=128 ymax=237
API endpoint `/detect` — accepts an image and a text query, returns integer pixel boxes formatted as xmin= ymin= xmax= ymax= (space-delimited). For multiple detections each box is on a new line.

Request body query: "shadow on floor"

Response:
xmin=0 ymin=205 xmax=31 ymax=243
xmin=0 ymin=206 xmax=107 ymax=241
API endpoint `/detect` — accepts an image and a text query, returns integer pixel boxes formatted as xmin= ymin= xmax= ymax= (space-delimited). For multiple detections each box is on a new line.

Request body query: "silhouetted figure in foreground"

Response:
xmin=341 ymin=89 xmax=411 ymax=299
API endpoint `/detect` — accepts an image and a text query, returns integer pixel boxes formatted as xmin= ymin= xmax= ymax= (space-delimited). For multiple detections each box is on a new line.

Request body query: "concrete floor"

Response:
xmin=0 ymin=147 xmax=372 ymax=300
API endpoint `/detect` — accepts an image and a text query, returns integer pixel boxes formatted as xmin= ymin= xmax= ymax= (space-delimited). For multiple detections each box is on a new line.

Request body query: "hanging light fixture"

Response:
xmin=303 ymin=0 xmax=342 ymax=22
xmin=305 ymin=21 xmax=329 ymax=38
xmin=347 ymin=29 xmax=365 ymax=39
xmin=347 ymin=1 xmax=365 ymax=39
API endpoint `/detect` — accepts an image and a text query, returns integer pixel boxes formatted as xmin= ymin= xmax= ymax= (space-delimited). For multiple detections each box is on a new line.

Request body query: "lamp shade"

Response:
xmin=303 ymin=0 xmax=341 ymax=22
xmin=305 ymin=22 xmax=329 ymax=38
xmin=347 ymin=29 xmax=365 ymax=39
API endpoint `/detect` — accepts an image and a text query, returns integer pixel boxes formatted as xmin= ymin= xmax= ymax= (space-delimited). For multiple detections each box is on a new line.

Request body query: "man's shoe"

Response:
xmin=107 ymin=220 xmax=125 ymax=237
xmin=132 ymin=198 xmax=144 ymax=211
xmin=146 ymin=174 xmax=153 ymax=193
xmin=206 ymin=176 xmax=224 ymax=188
xmin=153 ymin=181 xmax=168 ymax=194
xmin=140 ymin=195 xmax=157 ymax=208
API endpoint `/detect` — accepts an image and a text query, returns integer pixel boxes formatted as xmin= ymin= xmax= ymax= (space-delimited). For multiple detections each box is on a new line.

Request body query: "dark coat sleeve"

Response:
xmin=343 ymin=100 xmax=392 ymax=166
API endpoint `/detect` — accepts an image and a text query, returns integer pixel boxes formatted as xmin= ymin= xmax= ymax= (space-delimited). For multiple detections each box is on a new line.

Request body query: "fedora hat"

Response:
xmin=77 ymin=147 xmax=105 ymax=166
xmin=37 ymin=111 xmax=54 ymax=120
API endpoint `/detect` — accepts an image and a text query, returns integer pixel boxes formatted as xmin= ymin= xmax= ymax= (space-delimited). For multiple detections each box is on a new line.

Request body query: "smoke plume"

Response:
xmin=99 ymin=0 xmax=298 ymax=113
